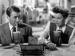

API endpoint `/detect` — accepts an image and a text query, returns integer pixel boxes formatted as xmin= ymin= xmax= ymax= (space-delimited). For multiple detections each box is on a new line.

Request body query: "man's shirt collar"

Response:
xmin=9 ymin=22 xmax=13 ymax=31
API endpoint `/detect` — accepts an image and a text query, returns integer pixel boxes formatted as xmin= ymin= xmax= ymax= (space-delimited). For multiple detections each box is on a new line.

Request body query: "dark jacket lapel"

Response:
xmin=62 ymin=25 xmax=73 ymax=43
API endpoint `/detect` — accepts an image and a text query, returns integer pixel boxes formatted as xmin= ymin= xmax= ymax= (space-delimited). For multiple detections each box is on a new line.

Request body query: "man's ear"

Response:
xmin=7 ymin=16 xmax=10 ymax=20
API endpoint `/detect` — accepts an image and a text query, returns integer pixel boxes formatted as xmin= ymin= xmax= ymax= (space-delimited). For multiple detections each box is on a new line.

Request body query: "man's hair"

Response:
xmin=6 ymin=6 xmax=20 ymax=17
xmin=52 ymin=7 xmax=69 ymax=19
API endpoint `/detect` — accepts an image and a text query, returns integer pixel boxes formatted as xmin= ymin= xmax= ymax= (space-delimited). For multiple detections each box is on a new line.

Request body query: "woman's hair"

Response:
xmin=52 ymin=6 xmax=69 ymax=19
xmin=6 ymin=6 xmax=20 ymax=17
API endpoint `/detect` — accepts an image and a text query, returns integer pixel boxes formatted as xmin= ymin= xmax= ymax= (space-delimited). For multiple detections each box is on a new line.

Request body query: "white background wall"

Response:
xmin=0 ymin=0 xmax=9 ymax=24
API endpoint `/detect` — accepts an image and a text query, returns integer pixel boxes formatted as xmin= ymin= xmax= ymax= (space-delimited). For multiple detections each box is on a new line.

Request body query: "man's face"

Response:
xmin=51 ymin=14 xmax=63 ymax=26
xmin=9 ymin=11 xmax=20 ymax=26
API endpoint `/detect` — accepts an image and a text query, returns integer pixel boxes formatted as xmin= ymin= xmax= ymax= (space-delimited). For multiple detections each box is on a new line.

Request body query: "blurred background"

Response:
xmin=0 ymin=0 xmax=75 ymax=36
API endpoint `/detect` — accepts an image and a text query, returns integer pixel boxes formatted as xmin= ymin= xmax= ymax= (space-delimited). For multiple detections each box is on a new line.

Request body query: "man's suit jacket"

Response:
xmin=0 ymin=23 xmax=32 ymax=45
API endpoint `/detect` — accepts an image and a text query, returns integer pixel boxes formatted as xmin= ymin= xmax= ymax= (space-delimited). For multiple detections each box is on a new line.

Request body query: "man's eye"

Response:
xmin=14 ymin=17 xmax=16 ymax=18
xmin=14 ymin=16 xmax=18 ymax=18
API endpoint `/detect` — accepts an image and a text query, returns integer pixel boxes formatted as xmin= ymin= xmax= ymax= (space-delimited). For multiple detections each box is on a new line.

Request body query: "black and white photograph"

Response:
xmin=0 ymin=0 xmax=75 ymax=56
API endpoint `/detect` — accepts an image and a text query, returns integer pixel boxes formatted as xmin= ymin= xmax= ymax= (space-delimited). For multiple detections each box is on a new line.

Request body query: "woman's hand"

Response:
xmin=46 ymin=42 xmax=57 ymax=50
xmin=38 ymin=37 xmax=45 ymax=44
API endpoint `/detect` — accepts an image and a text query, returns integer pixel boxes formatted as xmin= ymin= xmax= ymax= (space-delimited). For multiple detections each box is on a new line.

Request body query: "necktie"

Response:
xmin=12 ymin=26 xmax=21 ymax=44
xmin=11 ymin=26 xmax=16 ymax=42
xmin=12 ymin=26 xmax=16 ymax=32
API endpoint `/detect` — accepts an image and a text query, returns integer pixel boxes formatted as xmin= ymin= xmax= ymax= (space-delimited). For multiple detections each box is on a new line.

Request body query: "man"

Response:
xmin=38 ymin=7 xmax=75 ymax=46
xmin=0 ymin=6 xmax=32 ymax=46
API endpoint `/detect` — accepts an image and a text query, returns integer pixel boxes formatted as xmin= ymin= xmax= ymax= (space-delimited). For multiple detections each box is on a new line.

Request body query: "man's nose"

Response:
xmin=16 ymin=17 xmax=19 ymax=22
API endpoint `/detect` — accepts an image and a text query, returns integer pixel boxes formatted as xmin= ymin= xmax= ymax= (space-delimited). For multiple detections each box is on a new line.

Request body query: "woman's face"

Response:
xmin=51 ymin=13 xmax=63 ymax=26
